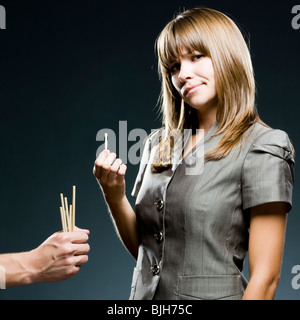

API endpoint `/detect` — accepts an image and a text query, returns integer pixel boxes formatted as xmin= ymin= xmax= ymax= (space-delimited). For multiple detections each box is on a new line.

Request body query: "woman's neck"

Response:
xmin=196 ymin=107 xmax=217 ymax=134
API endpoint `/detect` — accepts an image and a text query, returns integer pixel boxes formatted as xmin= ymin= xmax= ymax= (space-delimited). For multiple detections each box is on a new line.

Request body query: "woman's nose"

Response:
xmin=178 ymin=62 xmax=193 ymax=83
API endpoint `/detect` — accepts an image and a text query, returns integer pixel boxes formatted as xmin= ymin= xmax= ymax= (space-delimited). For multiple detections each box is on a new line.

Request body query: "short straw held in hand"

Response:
xmin=105 ymin=132 xmax=108 ymax=150
xmin=59 ymin=185 xmax=76 ymax=232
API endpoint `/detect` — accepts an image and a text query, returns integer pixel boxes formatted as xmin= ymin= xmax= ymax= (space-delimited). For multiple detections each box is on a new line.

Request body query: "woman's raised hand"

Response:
xmin=93 ymin=149 xmax=139 ymax=259
xmin=93 ymin=150 xmax=127 ymax=204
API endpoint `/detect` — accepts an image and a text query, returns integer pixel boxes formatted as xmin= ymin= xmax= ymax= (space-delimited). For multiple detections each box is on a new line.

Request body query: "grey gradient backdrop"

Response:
xmin=0 ymin=0 xmax=299 ymax=300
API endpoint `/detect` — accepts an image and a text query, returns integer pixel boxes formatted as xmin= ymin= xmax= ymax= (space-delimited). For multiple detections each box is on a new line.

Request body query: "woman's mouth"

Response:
xmin=183 ymin=83 xmax=204 ymax=96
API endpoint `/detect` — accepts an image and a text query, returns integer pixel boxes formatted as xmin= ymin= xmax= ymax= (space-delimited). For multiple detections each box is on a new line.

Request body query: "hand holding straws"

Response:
xmin=59 ymin=186 xmax=76 ymax=232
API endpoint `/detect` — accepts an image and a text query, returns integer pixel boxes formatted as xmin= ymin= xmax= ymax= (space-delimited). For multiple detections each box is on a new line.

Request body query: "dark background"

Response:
xmin=0 ymin=0 xmax=299 ymax=299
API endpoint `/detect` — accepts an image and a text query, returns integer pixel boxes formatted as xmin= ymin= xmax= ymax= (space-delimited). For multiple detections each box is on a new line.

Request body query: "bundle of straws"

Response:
xmin=59 ymin=185 xmax=76 ymax=232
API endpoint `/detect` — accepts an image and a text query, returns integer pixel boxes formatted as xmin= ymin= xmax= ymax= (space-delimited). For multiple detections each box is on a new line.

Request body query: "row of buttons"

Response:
xmin=151 ymin=198 xmax=164 ymax=275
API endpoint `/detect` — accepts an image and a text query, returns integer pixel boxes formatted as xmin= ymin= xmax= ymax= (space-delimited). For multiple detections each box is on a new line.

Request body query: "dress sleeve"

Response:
xmin=242 ymin=129 xmax=295 ymax=212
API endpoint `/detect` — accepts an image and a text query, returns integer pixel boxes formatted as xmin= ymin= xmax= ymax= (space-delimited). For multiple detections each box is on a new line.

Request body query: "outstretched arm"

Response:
xmin=0 ymin=227 xmax=90 ymax=288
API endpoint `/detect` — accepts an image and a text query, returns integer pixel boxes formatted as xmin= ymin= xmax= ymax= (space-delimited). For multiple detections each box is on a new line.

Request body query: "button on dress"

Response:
xmin=129 ymin=121 xmax=295 ymax=300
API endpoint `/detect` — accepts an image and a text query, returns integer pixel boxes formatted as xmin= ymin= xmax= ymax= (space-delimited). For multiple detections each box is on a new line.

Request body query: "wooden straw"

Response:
xmin=72 ymin=185 xmax=76 ymax=231
xmin=105 ymin=133 xmax=108 ymax=150
xmin=60 ymin=193 xmax=65 ymax=213
xmin=60 ymin=207 xmax=67 ymax=232
xmin=60 ymin=193 xmax=67 ymax=232
xmin=64 ymin=197 xmax=71 ymax=232
xmin=59 ymin=186 xmax=76 ymax=232
xmin=69 ymin=204 xmax=73 ymax=232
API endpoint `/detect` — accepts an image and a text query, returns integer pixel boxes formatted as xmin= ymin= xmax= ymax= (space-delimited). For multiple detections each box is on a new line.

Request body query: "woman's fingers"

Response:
xmin=117 ymin=164 xmax=127 ymax=178
xmin=94 ymin=150 xmax=116 ymax=183
xmin=94 ymin=150 xmax=126 ymax=185
xmin=102 ymin=152 xmax=117 ymax=170
xmin=107 ymin=158 xmax=123 ymax=183
xmin=93 ymin=150 xmax=109 ymax=178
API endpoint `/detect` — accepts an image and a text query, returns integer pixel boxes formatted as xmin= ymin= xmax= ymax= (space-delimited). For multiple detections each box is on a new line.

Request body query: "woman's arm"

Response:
xmin=242 ymin=202 xmax=288 ymax=300
xmin=94 ymin=150 xmax=139 ymax=259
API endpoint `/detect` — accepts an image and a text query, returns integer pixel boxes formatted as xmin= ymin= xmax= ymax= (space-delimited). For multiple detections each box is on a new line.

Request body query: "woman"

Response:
xmin=93 ymin=8 xmax=295 ymax=300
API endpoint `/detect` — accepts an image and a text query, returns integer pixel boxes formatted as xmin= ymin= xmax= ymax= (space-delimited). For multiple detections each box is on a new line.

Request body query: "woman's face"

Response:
xmin=170 ymin=48 xmax=218 ymax=114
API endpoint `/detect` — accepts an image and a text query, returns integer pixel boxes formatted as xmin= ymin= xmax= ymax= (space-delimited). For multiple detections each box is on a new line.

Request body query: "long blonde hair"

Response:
xmin=153 ymin=7 xmax=267 ymax=169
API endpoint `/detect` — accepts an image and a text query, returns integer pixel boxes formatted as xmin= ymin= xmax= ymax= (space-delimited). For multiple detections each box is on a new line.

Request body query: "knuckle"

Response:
xmin=110 ymin=167 xmax=118 ymax=174
xmin=106 ymin=181 xmax=115 ymax=188
xmin=62 ymin=244 xmax=74 ymax=256
xmin=66 ymin=266 xmax=76 ymax=276
xmin=81 ymin=233 xmax=89 ymax=242
xmin=102 ymin=163 xmax=111 ymax=170
xmin=94 ymin=159 xmax=102 ymax=167
xmin=56 ymin=232 xmax=68 ymax=243
xmin=120 ymin=164 xmax=127 ymax=172
xmin=115 ymin=158 xmax=122 ymax=165
xmin=63 ymin=257 xmax=73 ymax=267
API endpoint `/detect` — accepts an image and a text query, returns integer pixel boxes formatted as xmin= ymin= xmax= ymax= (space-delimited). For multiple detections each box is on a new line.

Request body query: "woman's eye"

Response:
xmin=170 ymin=63 xmax=180 ymax=73
xmin=193 ymin=54 xmax=204 ymax=61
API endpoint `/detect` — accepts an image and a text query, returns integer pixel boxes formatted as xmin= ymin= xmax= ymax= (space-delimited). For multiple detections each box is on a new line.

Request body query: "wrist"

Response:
xmin=21 ymin=251 xmax=39 ymax=286
xmin=6 ymin=251 xmax=38 ymax=287
xmin=106 ymin=194 xmax=128 ymax=211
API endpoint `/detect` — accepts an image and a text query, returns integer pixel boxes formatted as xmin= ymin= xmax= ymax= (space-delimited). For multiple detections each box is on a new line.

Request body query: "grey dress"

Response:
xmin=129 ymin=121 xmax=295 ymax=300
